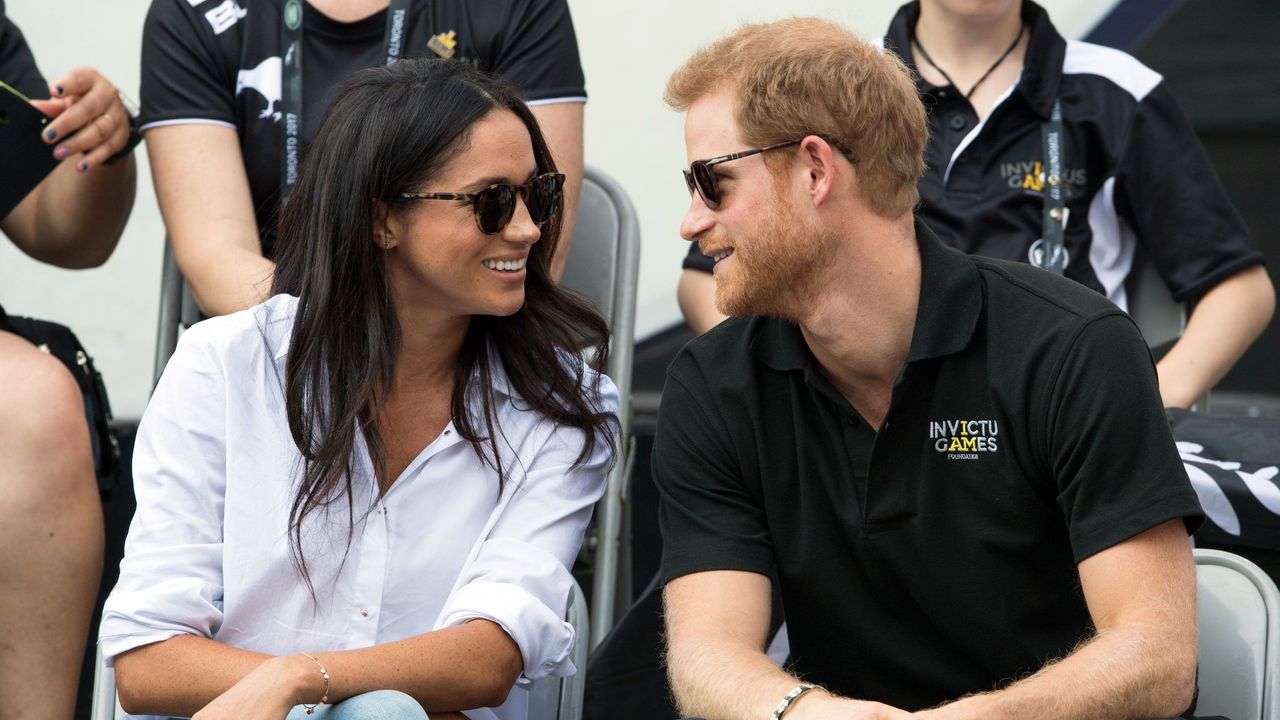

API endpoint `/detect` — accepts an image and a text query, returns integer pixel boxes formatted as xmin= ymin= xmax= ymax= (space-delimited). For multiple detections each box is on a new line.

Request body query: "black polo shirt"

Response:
xmin=655 ymin=220 xmax=1204 ymax=711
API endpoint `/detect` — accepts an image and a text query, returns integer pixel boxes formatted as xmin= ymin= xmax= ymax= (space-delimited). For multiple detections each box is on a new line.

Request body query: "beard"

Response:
xmin=714 ymin=193 xmax=833 ymax=321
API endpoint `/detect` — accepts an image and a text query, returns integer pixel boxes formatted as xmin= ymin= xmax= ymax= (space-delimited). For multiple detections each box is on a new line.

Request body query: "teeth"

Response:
xmin=712 ymin=249 xmax=734 ymax=262
xmin=483 ymin=257 xmax=527 ymax=272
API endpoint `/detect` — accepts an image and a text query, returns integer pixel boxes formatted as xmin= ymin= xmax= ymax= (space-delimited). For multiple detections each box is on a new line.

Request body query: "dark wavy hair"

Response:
xmin=270 ymin=58 xmax=616 ymax=590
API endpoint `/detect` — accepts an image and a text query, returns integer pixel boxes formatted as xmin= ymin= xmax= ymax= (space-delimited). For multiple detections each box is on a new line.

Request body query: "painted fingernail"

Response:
xmin=45 ymin=128 xmax=56 ymax=140
xmin=77 ymin=161 xmax=88 ymax=172
xmin=54 ymin=146 xmax=69 ymax=160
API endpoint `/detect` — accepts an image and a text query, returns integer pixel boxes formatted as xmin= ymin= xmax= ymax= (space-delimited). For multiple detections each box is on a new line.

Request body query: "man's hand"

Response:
xmin=191 ymin=655 xmax=320 ymax=720
xmin=30 ymin=67 xmax=132 ymax=172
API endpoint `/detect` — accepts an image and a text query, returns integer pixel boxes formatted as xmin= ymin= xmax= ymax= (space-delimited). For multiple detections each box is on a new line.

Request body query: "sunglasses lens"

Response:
xmin=692 ymin=162 xmax=720 ymax=209
xmin=526 ymin=174 xmax=563 ymax=225
xmin=475 ymin=185 xmax=516 ymax=234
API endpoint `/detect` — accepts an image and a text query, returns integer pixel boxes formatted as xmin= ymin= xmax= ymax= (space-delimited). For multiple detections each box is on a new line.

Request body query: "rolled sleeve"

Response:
xmin=438 ymin=545 xmax=577 ymax=681
xmin=99 ymin=323 xmax=230 ymax=664
xmin=439 ymin=372 xmax=616 ymax=682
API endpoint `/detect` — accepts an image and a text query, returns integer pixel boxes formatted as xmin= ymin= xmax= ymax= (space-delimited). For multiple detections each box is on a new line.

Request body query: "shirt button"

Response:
xmin=846 ymin=415 xmax=858 ymax=426
xmin=360 ymin=610 xmax=369 ymax=618
xmin=948 ymin=114 xmax=967 ymax=131
xmin=543 ymin=661 xmax=555 ymax=670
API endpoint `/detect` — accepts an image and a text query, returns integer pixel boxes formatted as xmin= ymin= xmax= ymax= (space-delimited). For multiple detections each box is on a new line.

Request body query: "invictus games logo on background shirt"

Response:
xmin=929 ymin=419 xmax=999 ymax=461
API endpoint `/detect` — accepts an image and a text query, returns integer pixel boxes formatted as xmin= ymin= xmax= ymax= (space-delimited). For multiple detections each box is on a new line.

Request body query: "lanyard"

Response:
xmin=278 ymin=0 xmax=414 ymax=202
xmin=1031 ymin=98 xmax=1068 ymax=274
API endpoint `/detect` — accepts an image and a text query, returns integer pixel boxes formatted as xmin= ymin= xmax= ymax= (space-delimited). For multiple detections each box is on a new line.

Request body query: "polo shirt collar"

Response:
xmin=885 ymin=0 xmax=1067 ymax=120
xmin=753 ymin=218 xmax=982 ymax=373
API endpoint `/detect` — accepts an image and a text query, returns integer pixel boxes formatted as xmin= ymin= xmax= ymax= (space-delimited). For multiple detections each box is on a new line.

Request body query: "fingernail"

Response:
xmin=45 ymin=128 xmax=56 ymax=141
xmin=77 ymin=161 xmax=88 ymax=172
xmin=54 ymin=85 xmax=64 ymax=95
xmin=54 ymin=146 xmax=69 ymax=160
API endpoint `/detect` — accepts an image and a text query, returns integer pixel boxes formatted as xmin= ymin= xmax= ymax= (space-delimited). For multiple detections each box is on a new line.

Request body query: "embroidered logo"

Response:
xmin=999 ymin=160 xmax=1086 ymax=192
xmin=929 ymin=419 xmax=999 ymax=461
xmin=429 ymin=30 xmax=458 ymax=59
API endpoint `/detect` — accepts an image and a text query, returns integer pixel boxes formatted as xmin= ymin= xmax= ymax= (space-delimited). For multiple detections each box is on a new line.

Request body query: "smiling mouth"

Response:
xmin=709 ymin=248 xmax=734 ymax=262
xmin=483 ymin=258 xmax=527 ymax=272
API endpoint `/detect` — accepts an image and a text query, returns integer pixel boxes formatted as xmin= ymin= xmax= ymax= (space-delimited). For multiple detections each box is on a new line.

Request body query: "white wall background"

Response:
xmin=2 ymin=0 xmax=1114 ymax=418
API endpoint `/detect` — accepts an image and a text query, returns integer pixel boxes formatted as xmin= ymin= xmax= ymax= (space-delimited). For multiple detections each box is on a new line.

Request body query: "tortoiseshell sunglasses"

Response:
xmin=399 ymin=172 xmax=565 ymax=234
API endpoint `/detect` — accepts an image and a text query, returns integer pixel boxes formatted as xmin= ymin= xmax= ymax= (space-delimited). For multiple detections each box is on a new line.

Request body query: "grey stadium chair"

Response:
xmin=151 ymin=166 xmax=641 ymax=647
xmin=1193 ymin=548 xmax=1280 ymax=720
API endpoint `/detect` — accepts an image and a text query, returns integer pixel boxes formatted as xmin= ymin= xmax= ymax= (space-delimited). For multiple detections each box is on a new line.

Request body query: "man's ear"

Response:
xmin=799 ymin=135 xmax=839 ymax=208
xmin=373 ymin=200 xmax=398 ymax=249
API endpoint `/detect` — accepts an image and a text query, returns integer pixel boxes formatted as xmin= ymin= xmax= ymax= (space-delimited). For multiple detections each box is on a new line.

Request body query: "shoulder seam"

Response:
xmin=1062 ymin=39 xmax=1162 ymax=103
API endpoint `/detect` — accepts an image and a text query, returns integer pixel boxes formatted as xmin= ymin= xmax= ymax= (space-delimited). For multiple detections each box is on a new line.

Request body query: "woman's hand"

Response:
xmin=192 ymin=655 xmax=322 ymax=720
xmin=29 ymin=66 xmax=133 ymax=172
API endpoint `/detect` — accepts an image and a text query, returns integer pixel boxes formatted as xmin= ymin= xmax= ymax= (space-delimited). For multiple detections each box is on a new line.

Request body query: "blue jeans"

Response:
xmin=284 ymin=690 xmax=430 ymax=720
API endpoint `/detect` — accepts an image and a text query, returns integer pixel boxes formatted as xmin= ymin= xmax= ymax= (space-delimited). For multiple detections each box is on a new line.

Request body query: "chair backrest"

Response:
xmin=1193 ymin=548 xmax=1280 ymax=720
xmin=561 ymin=165 xmax=640 ymax=438
xmin=558 ymin=167 xmax=641 ymax=646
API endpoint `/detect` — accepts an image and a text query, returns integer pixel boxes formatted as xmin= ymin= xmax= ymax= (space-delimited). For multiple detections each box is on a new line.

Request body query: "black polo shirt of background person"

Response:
xmin=883 ymin=0 xmax=1262 ymax=308
xmin=140 ymin=0 xmax=586 ymax=257
xmin=683 ymin=0 xmax=1262 ymax=313
xmin=654 ymin=219 xmax=1204 ymax=712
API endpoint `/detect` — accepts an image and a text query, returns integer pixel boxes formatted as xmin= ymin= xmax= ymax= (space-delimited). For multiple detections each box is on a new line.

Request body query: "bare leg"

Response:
xmin=0 ymin=331 xmax=104 ymax=720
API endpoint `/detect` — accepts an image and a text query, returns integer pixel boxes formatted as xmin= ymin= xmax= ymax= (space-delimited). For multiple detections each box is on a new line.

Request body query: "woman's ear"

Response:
xmin=373 ymin=200 xmax=399 ymax=249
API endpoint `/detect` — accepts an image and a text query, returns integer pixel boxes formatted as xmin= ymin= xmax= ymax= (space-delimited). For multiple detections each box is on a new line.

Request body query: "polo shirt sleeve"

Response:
xmin=484 ymin=0 xmax=585 ymax=104
xmin=682 ymin=242 xmax=715 ymax=273
xmin=1044 ymin=312 xmax=1204 ymax=563
xmin=139 ymin=0 xmax=239 ymax=132
xmin=653 ymin=358 xmax=775 ymax=584
xmin=0 ymin=9 xmax=47 ymax=99
xmin=98 ymin=322 xmax=229 ymax=665
xmin=1112 ymin=82 xmax=1264 ymax=302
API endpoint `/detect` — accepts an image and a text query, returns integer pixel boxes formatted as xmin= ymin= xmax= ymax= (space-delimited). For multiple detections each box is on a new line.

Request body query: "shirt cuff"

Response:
xmin=438 ymin=580 xmax=576 ymax=684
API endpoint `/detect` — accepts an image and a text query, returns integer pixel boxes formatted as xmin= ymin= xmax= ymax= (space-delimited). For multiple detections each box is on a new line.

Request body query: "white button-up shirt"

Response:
xmin=100 ymin=294 xmax=616 ymax=720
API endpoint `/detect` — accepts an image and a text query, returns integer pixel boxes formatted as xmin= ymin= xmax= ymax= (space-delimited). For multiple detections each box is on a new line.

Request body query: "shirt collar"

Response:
xmin=885 ymin=0 xmax=1066 ymax=120
xmin=753 ymin=218 xmax=982 ymax=372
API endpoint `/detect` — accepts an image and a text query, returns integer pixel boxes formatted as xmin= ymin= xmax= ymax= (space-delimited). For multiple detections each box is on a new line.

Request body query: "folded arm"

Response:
xmin=665 ymin=570 xmax=913 ymax=720
xmin=2 ymin=67 xmax=136 ymax=268
xmin=114 ymin=622 xmax=517 ymax=718
xmin=916 ymin=519 xmax=1197 ymax=720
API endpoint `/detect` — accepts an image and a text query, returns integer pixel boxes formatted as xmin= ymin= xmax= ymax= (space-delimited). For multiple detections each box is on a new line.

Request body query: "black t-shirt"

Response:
xmin=140 ymin=0 xmax=586 ymax=256
xmin=685 ymin=0 xmax=1263 ymax=310
xmin=0 ymin=1 xmax=47 ymax=99
xmin=655 ymin=220 xmax=1204 ymax=711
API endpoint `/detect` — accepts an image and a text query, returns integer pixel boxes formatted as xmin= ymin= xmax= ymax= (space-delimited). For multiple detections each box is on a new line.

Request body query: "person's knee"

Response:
xmin=329 ymin=690 xmax=429 ymax=720
xmin=0 ymin=332 xmax=94 ymax=487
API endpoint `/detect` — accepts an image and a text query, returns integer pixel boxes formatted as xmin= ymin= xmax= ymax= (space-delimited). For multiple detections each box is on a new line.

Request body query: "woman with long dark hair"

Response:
xmin=100 ymin=58 xmax=617 ymax=720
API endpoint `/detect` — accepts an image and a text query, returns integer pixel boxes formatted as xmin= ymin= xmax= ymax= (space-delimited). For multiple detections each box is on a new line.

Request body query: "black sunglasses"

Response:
xmin=399 ymin=172 xmax=565 ymax=234
xmin=683 ymin=137 xmax=857 ymax=210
